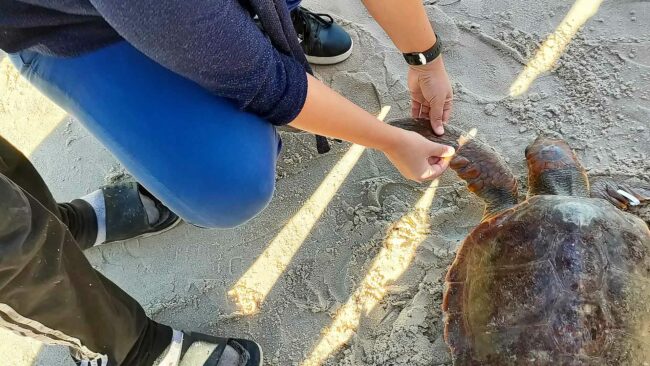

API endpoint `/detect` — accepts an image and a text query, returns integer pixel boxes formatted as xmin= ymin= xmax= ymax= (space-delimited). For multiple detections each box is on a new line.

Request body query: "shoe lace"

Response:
xmin=294 ymin=7 xmax=334 ymax=39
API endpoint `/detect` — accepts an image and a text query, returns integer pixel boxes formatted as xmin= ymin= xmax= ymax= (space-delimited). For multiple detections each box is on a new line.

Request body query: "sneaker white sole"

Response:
xmin=306 ymin=39 xmax=354 ymax=65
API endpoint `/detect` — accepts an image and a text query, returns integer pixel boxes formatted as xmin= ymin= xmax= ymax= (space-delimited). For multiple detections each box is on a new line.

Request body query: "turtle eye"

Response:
xmin=525 ymin=143 xmax=536 ymax=157
xmin=525 ymin=137 xmax=544 ymax=156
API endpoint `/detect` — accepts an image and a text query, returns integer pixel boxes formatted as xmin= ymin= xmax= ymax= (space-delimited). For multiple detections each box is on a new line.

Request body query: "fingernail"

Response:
xmin=447 ymin=147 xmax=456 ymax=155
xmin=434 ymin=126 xmax=444 ymax=135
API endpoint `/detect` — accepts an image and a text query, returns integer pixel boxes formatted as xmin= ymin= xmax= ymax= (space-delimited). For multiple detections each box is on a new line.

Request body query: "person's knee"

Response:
xmin=183 ymin=172 xmax=275 ymax=229
xmin=224 ymin=177 xmax=275 ymax=227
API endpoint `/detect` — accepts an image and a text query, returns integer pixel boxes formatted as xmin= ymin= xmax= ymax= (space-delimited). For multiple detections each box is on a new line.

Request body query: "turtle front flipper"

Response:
xmin=388 ymin=118 xmax=518 ymax=218
xmin=591 ymin=178 xmax=650 ymax=225
xmin=525 ymin=136 xmax=590 ymax=197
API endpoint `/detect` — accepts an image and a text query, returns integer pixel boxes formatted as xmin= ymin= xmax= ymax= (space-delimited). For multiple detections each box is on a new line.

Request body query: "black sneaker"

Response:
xmin=291 ymin=7 xmax=353 ymax=65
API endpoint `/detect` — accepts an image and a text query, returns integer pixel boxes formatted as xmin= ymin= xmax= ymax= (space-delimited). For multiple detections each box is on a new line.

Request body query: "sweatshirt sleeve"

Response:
xmin=88 ymin=0 xmax=308 ymax=125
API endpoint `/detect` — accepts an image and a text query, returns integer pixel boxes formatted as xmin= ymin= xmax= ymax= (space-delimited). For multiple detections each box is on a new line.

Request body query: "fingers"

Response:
xmin=419 ymin=105 xmax=430 ymax=119
xmin=411 ymin=100 xmax=422 ymax=119
xmin=429 ymin=97 xmax=446 ymax=136
xmin=419 ymin=156 xmax=452 ymax=181
xmin=433 ymin=154 xmax=451 ymax=175
xmin=430 ymin=142 xmax=456 ymax=158
xmin=419 ymin=165 xmax=438 ymax=181
xmin=419 ymin=143 xmax=455 ymax=181
xmin=442 ymin=95 xmax=453 ymax=125
xmin=411 ymin=100 xmax=430 ymax=119
xmin=408 ymin=60 xmax=454 ymax=134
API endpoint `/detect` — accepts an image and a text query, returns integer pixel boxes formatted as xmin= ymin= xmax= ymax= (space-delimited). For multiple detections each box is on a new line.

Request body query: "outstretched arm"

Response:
xmin=289 ymin=75 xmax=455 ymax=182
xmin=362 ymin=0 xmax=453 ymax=135
xmin=361 ymin=0 xmax=437 ymax=52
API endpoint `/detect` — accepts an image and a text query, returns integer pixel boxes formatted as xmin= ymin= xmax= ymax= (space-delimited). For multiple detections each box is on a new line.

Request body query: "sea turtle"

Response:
xmin=390 ymin=118 xmax=650 ymax=365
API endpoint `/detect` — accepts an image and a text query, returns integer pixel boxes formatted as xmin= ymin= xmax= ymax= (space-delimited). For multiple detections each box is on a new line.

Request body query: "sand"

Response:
xmin=0 ymin=0 xmax=648 ymax=365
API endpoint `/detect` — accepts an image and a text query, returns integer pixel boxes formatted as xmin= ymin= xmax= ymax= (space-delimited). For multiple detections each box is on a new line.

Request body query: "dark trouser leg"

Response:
xmin=0 ymin=135 xmax=97 ymax=249
xmin=0 ymin=137 xmax=171 ymax=365
xmin=0 ymin=134 xmax=57 ymax=213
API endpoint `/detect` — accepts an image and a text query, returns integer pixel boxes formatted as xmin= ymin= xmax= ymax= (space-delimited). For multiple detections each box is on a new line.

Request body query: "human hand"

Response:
xmin=407 ymin=57 xmax=453 ymax=135
xmin=382 ymin=128 xmax=455 ymax=182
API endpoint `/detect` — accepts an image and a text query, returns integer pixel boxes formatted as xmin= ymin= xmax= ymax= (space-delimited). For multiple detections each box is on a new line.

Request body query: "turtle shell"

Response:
xmin=442 ymin=195 xmax=650 ymax=365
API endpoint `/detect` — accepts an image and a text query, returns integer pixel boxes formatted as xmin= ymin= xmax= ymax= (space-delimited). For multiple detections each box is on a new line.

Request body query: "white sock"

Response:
xmin=81 ymin=190 xmax=159 ymax=246
xmin=140 ymin=193 xmax=160 ymax=224
xmin=153 ymin=330 xmax=243 ymax=366
xmin=81 ymin=189 xmax=106 ymax=246
xmin=154 ymin=329 xmax=184 ymax=366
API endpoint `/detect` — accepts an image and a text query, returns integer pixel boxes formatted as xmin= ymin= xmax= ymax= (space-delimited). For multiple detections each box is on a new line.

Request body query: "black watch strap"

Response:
xmin=403 ymin=35 xmax=442 ymax=65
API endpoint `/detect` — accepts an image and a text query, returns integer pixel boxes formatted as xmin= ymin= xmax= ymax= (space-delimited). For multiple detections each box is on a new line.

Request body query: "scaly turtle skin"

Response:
xmin=389 ymin=118 xmax=650 ymax=365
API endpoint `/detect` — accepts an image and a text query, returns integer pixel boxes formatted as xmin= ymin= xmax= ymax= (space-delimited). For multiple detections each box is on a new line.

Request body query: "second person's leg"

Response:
xmin=0 ymin=165 xmax=172 ymax=366
xmin=0 ymin=135 xmax=178 ymax=249
xmin=0 ymin=134 xmax=100 ymax=248
xmin=0 ymin=136 xmax=261 ymax=365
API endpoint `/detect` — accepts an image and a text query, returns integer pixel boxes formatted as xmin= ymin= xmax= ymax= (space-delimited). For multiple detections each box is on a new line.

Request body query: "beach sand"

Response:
xmin=0 ymin=0 xmax=648 ymax=365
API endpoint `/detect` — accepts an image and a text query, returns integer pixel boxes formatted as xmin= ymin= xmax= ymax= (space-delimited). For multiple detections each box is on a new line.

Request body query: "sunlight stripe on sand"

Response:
xmin=301 ymin=128 xmax=477 ymax=366
xmin=229 ymin=106 xmax=392 ymax=315
xmin=509 ymin=0 xmax=604 ymax=96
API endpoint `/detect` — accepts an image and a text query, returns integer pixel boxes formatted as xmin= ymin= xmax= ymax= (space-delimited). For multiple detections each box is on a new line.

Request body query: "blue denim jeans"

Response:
xmin=10 ymin=40 xmax=282 ymax=228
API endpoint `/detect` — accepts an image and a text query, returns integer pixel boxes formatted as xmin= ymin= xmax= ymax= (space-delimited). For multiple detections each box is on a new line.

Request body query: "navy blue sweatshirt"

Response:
xmin=0 ymin=0 xmax=309 ymax=125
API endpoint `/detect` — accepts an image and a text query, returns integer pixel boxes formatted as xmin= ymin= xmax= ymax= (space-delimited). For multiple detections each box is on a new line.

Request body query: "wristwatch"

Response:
xmin=403 ymin=35 xmax=442 ymax=66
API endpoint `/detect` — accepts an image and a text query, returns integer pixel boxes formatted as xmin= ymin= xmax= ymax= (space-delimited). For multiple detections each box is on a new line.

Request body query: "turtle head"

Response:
xmin=525 ymin=136 xmax=589 ymax=197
